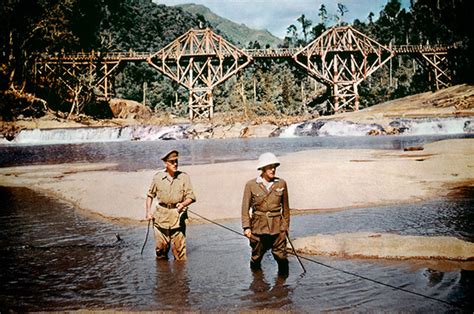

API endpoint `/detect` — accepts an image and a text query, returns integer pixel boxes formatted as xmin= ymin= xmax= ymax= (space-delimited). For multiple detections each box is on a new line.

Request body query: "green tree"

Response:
xmin=285 ymin=24 xmax=298 ymax=47
xmin=318 ymin=4 xmax=328 ymax=26
xmin=297 ymin=14 xmax=312 ymax=44
xmin=336 ymin=3 xmax=348 ymax=24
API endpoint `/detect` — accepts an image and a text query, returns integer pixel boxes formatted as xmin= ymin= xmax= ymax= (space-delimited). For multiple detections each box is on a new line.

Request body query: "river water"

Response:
xmin=0 ymin=135 xmax=473 ymax=311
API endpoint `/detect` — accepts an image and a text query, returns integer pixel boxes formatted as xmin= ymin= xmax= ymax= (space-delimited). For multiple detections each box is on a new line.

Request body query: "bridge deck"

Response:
xmin=35 ymin=44 xmax=457 ymax=62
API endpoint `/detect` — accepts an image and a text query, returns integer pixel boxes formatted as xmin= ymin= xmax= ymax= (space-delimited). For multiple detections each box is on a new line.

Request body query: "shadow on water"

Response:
xmin=0 ymin=186 xmax=473 ymax=311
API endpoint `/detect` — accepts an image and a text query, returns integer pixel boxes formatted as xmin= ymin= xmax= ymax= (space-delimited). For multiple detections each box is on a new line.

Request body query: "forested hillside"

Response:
xmin=0 ymin=0 xmax=472 ymax=121
xmin=176 ymin=4 xmax=282 ymax=48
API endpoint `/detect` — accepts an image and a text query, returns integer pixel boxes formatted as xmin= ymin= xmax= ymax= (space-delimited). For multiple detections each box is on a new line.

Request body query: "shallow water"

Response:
xmin=1 ymin=135 xmax=473 ymax=311
xmin=0 ymin=186 xmax=472 ymax=312
xmin=1 ymin=133 xmax=473 ymax=170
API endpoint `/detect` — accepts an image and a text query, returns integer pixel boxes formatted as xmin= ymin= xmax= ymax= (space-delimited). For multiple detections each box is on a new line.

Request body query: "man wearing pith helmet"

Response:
xmin=145 ymin=149 xmax=196 ymax=260
xmin=241 ymin=152 xmax=290 ymax=277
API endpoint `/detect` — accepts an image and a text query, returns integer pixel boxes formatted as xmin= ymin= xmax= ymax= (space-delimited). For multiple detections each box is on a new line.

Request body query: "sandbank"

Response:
xmin=0 ymin=138 xmax=473 ymax=224
xmin=291 ymin=232 xmax=474 ymax=262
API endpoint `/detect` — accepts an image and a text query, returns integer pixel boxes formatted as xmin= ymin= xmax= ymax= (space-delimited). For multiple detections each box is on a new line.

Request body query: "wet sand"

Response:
xmin=0 ymin=138 xmax=472 ymax=222
xmin=292 ymin=232 xmax=474 ymax=261
xmin=0 ymin=138 xmax=473 ymax=260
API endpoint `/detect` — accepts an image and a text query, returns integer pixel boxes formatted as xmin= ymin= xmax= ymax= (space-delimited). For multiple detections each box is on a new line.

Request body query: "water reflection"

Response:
xmin=153 ymin=260 xmax=191 ymax=310
xmin=0 ymin=186 xmax=472 ymax=311
xmin=243 ymin=270 xmax=293 ymax=310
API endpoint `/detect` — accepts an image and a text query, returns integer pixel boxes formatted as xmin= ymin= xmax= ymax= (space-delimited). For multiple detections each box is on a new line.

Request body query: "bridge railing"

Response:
xmin=392 ymin=43 xmax=459 ymax=54
xmin=244 ymin=47 xmax=300 ymax=57
xmin=35 ymin=51 xmax=151 ymax=61
xmin=34 ymin=42 xmax=460 ymax=62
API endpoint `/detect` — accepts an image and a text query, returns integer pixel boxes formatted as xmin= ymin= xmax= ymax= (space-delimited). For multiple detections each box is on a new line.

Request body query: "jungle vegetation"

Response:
xmin=0 ymin=0 xmax=472 ymax=120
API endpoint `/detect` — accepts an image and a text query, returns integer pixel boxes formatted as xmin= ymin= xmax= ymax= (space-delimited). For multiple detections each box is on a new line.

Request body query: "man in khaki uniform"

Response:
xmin=241 ymin=152 xmax=290 ymax=277
xmin=146 ymin=150 xmax=196 ymax=260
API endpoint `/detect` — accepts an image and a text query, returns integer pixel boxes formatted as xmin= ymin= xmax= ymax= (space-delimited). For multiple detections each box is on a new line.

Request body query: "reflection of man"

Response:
xmin=145 ymin=150 xmax=196 ymax=260
xmin=241 ymin=152 xmax=290 ymax=277
xmin=244 ymin=270 xmax=292 ymax=307
xmin=153 ymin=260 xmax=191 ymax=308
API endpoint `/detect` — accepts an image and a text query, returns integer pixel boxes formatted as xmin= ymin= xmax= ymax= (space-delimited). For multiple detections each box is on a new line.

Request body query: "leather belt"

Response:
xmin=156 ymin=226 xmax=182 ymax=237
xmin=253 ymin=211 xmax=281 ymax=217
xmin=159 ymin=202 xmax=177 ymax=209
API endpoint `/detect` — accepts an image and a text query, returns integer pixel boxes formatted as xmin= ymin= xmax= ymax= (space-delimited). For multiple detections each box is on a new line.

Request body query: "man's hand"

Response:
xmin=146 ymin=210 xmax=154 ymax=221
xmin=176 ymin=202 xmax=185 ymax=213
xmin=244 ymin=228 xmax=252 ymax=239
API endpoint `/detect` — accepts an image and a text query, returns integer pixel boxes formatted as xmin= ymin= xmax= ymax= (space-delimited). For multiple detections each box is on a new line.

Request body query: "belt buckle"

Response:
xmin=266 ymin=211 xmax=271 ymax=217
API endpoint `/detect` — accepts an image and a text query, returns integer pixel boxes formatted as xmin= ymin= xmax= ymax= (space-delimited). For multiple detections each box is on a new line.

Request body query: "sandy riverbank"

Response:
xmin=0 ymin=138 xmax=473 ymax=223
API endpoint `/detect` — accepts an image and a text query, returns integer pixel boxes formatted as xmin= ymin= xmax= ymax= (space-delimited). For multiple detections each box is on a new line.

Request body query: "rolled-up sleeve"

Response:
xmin=182 ymin=173 xmax=196 ymax=202
xmin=147 ymin=181 xmax=157 ymax=199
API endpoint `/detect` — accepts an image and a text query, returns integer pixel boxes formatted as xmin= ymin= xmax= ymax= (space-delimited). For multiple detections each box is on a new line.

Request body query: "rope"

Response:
xmin=140 ymin=219 xmax=152 ymax=255
xmin=294 ymin=254 xmax=458 ymax=308
xmin=187 ymin=209 xmax=461 ymax=309
xmin=188 ymin=209 xmax=245 ymax=238
xmin=285 ymin=231 xmax=306 ymax=273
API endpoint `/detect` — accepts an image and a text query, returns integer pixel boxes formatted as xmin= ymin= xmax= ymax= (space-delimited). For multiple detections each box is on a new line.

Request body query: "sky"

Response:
xmin=154 ymin=0 xmax=411 ymax=39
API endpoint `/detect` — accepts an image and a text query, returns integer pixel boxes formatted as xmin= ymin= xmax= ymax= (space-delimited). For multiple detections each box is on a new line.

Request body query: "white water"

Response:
xmin=279 ymin=117 xmax=473 ymax=138
xmin=1 ymin=124 xmax=189 ymax=145
xmin=1 ymin=117 xmax=472 ymax=145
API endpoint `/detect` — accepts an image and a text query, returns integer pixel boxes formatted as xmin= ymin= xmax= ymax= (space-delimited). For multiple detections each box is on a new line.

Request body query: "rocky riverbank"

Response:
xmin=1 ymin=84 xmax=473 ymax=142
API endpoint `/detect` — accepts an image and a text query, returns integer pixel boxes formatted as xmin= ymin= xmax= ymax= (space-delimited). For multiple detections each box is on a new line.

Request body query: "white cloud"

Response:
xmin=154 ymin=0 xmax=410 ymax=38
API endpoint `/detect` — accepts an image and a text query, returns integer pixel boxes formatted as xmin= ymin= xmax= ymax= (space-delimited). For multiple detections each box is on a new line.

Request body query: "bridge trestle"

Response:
xmin=294 ymin=26 xmax=394 ymax=112
xmin=33 ymin=26 xmax=457 ymax=119
xmin=147 ymin=28 xmax=252 ymax=119
xmin=418 ymin=52 xmax=451 ymax=90
xmin=35 ymin=56 xmax=121 ymax=114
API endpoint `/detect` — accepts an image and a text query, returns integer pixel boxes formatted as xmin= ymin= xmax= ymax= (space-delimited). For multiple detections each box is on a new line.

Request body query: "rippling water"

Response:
xmin=0 ymin=186 xmax=472 ymax=311
xmin=1 ymin=135 xmax=473 ymax=311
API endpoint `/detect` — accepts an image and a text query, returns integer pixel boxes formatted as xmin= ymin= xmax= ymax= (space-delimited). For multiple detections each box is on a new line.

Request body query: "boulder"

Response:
xmin=109 ymin=99 xmax=152 ymax=120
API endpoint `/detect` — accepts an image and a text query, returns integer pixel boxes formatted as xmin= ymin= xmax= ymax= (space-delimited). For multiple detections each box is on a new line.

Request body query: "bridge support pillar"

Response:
xmin=35 ymin=57 xmax=120 ymax=103
xmin=417 ymin=52 xmax=451 ymax=90
xmin=189 ymin=88 xmax=213 ymax=119
xmin=331 ymin=82 xmax=360 ymax=112
xmin=294 ymin=26 xmax=394 ymax=114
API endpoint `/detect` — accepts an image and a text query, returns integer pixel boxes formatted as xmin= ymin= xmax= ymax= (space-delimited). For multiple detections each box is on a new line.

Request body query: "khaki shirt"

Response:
xmin=147 ymin=170 xmax=196 ymax=229
xmin=241 ymin=177 xmax=290 ymax=235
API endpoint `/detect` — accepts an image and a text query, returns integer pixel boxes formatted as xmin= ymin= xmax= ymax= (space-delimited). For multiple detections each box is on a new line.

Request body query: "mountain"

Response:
xmin=175 ymin=3 xmax=282 ymax=48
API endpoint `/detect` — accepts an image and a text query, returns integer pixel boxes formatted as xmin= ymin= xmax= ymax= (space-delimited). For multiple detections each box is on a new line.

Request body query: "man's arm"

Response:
xmin=282 ymin=180 xmax=290 ymax=231
xmin=145 ymin=196 xmax=154 ymax=220
xmin=241 ymin=182 xmax=252 ymax=238
xmin=177 ymin=173 xmax=196 ymax=213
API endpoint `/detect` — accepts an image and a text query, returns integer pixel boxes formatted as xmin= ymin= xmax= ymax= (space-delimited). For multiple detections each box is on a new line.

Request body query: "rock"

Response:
xmin=368 ymin=128 xmax=382 ymax=136
xmin=185 ymin=123 xmax=213 ymax=139
xmin=239 ymin=126 xmax=250 ymax=138
xmin=249 ymin=124 xmax=280 ymax=137
xmin=109 ymin=99 xmax=152 ymax=120
xmin=383 ymin=125 xmax=400 ymax=135
xmin=0 ymin=124 xmax=24 ymax=141
xmin=464 ymin=120 xmax=474 ymax=133
xmin=404 ymin=146 xmax=424 ymax=151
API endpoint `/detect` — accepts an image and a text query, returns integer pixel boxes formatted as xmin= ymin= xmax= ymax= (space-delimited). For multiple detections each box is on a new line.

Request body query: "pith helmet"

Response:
xmin=257 ymin=152 xmax=280 ymax=170
xmin=161 ymin=150 xmax=179 ymax=161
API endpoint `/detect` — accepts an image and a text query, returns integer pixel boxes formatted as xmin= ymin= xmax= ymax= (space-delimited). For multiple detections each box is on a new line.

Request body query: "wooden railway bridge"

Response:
xmin=34 ymin=26 xmax=457 ymax=119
